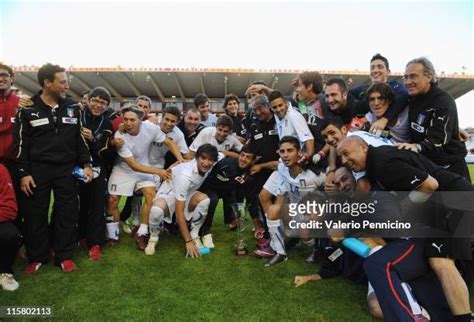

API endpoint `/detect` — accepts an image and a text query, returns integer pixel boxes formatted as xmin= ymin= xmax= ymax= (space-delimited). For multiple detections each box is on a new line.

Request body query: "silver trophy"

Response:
xmin=232 ymin=202 xmax=248 ymax=256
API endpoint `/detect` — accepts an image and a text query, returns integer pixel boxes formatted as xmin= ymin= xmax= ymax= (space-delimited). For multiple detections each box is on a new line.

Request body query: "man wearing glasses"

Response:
xmin=397 ymin=57 xmax=469 ymax=181
xmin=78 ymin=87 xmax=117 ymax=261
xmin=14 ymin=63 xmax=93 ymax=274
xmin=0 ymin=63 xmax=20 ymax=193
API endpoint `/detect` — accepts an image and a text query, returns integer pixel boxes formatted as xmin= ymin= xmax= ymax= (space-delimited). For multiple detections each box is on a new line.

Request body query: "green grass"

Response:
xmin=468 ymin=164 xmax=474 ymax=182
xmin=2 ymin=202 xmax=374 ymax=322
xmin=3 ymin=169 xmax=474 ymax=321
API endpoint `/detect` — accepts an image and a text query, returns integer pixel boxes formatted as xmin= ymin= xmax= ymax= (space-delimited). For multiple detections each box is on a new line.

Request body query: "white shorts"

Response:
xmin=108 ymin=167 xmax=157 ymax=196
xmin=263 ymin=171 xmax=279 ymax=196
xmin=155 ymin=181 xmax=198 ymax=222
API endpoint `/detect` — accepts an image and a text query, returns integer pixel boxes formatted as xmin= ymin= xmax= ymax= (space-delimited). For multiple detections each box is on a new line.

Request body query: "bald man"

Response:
xmin=337 ymin=137 xmax=472 ymax=321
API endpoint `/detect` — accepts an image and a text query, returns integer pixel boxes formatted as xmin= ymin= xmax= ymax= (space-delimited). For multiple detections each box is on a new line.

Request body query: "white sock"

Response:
xmin=106 ymin=222 xmax=120 ymax=240
xmin=137 ymin=223 xmax=149 ymax=236
xmin=267 ymin=219 xmax=286 ymax=255
xmin=190 ymin=198 xmax=210 ymax=239
xmin=132 ymin=195 xmax=142 ymax=226
xmin=149 ymin=206 xmax=164 ymax=239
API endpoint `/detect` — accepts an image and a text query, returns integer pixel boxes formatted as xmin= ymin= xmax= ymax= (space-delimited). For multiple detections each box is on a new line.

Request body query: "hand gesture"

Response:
xmin=156 ymin=168 xmax=172 ymax=181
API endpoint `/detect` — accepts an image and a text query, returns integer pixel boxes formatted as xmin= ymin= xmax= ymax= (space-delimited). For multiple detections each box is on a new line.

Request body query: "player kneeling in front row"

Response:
xmin=146 ymin=144 xmax=219 ymax=256
xmin=263 ymin=136 xmax=325 ymax=267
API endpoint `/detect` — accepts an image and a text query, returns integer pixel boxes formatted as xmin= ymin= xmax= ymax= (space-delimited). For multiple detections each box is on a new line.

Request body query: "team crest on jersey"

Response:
xmin=416 ymin=113 xmax=425 ymax=124
xmin=235 ymin=175 xmax=247 ymax=184
xmin=225 ymin=144 xmax=230 ymax=150
xmin=299 ymin=179 xmax=307 ymax=187
xmin=67 ymin=108 xmax=74 ymax=117
xmin=110 ymin=184 xmax=117 ymax=192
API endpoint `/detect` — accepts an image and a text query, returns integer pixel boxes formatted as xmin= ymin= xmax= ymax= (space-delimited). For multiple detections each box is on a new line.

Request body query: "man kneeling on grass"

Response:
xmin=146 ymin=144 xmax=219 ymax=257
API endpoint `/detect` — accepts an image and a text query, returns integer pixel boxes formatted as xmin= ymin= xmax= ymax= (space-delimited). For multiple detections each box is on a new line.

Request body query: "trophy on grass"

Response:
xmin=232 ymin=202 xmax=248 ymax=256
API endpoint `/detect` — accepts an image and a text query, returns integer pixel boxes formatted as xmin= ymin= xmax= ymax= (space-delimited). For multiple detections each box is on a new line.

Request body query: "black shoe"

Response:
xmin=264 ymin=253 xmax=288 ymax=267
xmin=285 ymin=238 xmax=300 ymax=250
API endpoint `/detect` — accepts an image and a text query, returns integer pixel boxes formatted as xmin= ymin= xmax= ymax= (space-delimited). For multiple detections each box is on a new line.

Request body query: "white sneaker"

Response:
xmin=201 ymin=234 xmax=215 ymax=249
xmin=193 ymin=238 xmax=204 ymax=249
xmin=145 ymin=236 xmax=159 ymax=256
xmin=0 ymin=273 xmax=19 ymax=291
xmin=121 ymin=221 xmax=132 ymax=234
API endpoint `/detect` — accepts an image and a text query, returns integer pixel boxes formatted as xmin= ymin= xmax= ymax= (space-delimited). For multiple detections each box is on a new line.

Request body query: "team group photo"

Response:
xmin=1 ymin=1 xmax=473 ymax=321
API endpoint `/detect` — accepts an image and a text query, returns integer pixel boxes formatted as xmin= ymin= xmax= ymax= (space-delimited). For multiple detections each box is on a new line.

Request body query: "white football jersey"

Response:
xmin=276 ymin=162 xmax=321 ymax=203
xmin=348 ymin=130 xmax=394 ymax=147
xmin=201 ymin=113 xmax=218 ymax=127
xmin=189 ymin=127 xmax=243 ymax=153
xmin=276 ymin=107 xmax=313 ymax=148
xmin=157 ymin=159 xmax=210 ymax=201
xmin=114 ymin=121 xmax=166 ymax=173
xmin=149 ymin=126 xmax=189 ymax=168
xmin=348 ymin=131 xmax=393 ymax=181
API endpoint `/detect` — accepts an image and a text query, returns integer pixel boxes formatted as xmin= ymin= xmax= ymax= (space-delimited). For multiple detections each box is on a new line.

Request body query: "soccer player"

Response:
xmin=268 ymin=90 xmax=314 ymax=157
xmin=119 ymin=95 xmax=158 ymax=234
xmin=112 ymin=95 xmax=156 ymax=131
xmin=322 ymin=78 xmax=366 ymax=127
xmin=197 ymin=145 xmax=257 ymax=248
xmin=349 ymin=53 xmax=409 ymax=134
xmin=321 ymin=118 xmax=393 ymax=192
xmin=146 ymin=144 xmax=218 ymax=256
xmin=149 ymin=105 xmax=190 ymax=169
xmin=194 ymin=93 xmax=217 ymax=127
xmin=189 ymin=114 xmax=243 ymax=227
xmin=263 ymin=136 xmax=325 ymax=267
xmin=294 ymin=167 xmax=384 ymax=319
xmin=337 ymin=136 xmax=472 ymax=321
xmin=223 ymin=94 xmax=246 ymax=143
xmin=177 ymin=107 xmax=206 ymax=147
xmin=365 ymin=82 xmax=410 ymax=143
xmin=106 ymin=105 xmax=182 ymax=250
xmin=189 ymin=114 xmax=243 ymax=158
xmin=295 ymin=71 xmax=324 ymax=118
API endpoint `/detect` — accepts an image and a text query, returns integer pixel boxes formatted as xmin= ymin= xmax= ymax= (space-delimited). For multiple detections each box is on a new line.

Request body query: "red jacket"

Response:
xmin=0 ymin=91 xmax=20 ymax=161
xmin=0 ymin=164 xmax=17 ymax=222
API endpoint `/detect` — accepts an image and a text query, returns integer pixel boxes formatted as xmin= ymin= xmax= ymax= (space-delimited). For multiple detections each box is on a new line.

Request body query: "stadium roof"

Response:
xmin=12 ymin=66 xmax=474 ymax=103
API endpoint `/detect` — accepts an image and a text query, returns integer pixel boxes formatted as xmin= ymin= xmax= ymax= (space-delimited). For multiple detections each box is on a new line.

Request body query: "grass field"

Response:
xmin=1 ymin=202 xmax=372 ymax=321
xmin=2 ymin=168 xmax=473 ymax=321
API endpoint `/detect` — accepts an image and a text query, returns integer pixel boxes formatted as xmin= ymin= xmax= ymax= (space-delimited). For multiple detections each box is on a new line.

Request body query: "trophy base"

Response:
xmin=235 ymin=248 xmax=248 ymax=256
